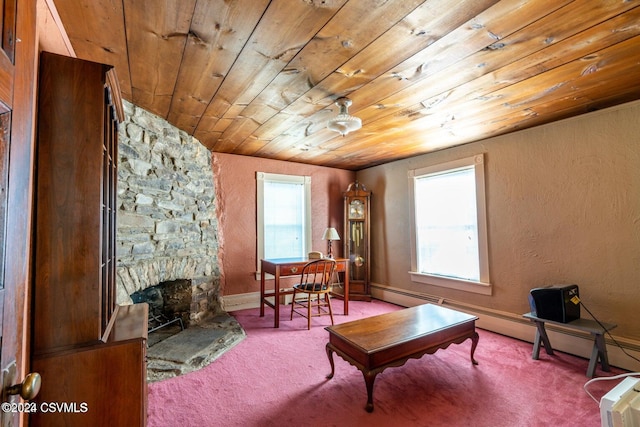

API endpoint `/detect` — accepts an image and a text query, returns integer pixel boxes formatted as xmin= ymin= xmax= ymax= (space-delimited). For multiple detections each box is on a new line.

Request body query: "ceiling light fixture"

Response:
xmin=326 ymin=97 xmax=362 ymax=136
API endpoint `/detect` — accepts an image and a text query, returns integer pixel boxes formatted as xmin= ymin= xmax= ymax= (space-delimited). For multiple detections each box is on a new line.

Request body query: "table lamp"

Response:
xmin=322 ymin=227 xmax=340 ymax=259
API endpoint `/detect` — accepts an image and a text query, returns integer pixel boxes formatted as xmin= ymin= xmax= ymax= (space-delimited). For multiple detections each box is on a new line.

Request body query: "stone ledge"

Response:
xmin=146 ymin=313 xmax=246 ymax=383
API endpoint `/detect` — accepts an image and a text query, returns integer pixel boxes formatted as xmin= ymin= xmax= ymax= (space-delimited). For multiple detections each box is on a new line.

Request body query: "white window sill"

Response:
xmin=409 ymin=272 xmax=492 ymax=296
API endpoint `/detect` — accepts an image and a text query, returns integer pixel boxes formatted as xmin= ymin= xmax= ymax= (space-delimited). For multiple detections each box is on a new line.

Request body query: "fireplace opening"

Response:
xmin=130 ymin=279 xmax=192 ymax=345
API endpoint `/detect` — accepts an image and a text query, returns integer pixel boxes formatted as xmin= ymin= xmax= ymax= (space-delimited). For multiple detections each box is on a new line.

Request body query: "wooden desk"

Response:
xmin=326 ymin=304 xmax=479 ymax=412
xmin=523 ymin=312 xmax=617 ymax=378
xmin=260 ymin=258 xmax=349 ymax=328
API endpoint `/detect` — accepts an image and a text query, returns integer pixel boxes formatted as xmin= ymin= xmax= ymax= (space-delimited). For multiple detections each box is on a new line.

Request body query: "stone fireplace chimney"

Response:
xmin=116 ymin=100 xmax=222 ymax=323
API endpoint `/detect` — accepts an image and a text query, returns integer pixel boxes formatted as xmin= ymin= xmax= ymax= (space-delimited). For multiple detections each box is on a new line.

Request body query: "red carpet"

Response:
xmin=148 ymin=300 xmax=626 ymax=426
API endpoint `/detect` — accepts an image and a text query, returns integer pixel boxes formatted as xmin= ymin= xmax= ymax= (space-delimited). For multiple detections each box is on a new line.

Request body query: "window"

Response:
xmin=408 ymin=154 xmax=491 ymax=295
xmin=256 ymin=172 xmax=311 ymax=273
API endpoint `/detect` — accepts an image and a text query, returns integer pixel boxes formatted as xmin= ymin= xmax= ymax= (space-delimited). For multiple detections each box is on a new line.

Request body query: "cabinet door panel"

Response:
xmin=33 ymin=53 xmax=108 ymax=352
xmin=31 ymin=340 xmax=146 ymax=427
xmin=0 ymin=0 xmax=16 ymax=109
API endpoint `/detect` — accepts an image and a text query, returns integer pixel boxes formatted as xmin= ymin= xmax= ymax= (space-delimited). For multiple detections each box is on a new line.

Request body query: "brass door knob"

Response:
xmin=6 ymin=373 xmax=41 ymax=400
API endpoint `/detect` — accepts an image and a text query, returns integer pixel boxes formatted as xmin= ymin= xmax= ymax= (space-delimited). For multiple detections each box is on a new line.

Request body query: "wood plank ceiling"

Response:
xmin=51 ymin=0 xmax=640 ymax=171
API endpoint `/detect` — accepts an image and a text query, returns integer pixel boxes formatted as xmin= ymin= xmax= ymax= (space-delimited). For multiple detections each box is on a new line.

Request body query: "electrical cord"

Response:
xmin=584 ymin=371 xmax=640 ymax=403
xmin=578 ymin=298 xmax=640 ymax=403
xmin=579 ymin=298 xmax=640 ymax=365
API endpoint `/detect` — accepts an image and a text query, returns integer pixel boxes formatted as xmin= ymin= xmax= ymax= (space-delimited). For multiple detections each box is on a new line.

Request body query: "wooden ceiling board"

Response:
xmin=363 ymin=0 xmax=640 ymax=124
xmin=166 ymin=0 xmax=270 ymax=133
xmin=53 ymin=0 xmax=131 ymax=97
xmin=276 ymin=0 xmax=640 ymax=166
xmin=123 ymin=0 xmax=196 ymax=118
xmin=424 ymin=37 xmax=640 ymax=129
xmin=378 ymin=88 xmax=640 ymax=168
xmin=288 ymin=33 xmax=640 ymax=170
xmin=195 ymin=0 xmax=348 ymax=148
xmin=47 ymin=0 xmax=640 ymax=170
xmin=371 ymin=6 xmax=640 ymax=144
xmin=334 ymin=40 xmax=640 ymax=169
xmin=249 ymin=0 xmax=575 ymax=161
xmin=239 ymin=0 xmax=501 ymax=153
xmin=215 ymin=0 xmax=428 ymax=150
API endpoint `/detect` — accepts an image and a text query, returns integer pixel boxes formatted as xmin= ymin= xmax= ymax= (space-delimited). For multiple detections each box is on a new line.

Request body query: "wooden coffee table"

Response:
xmin=325 ymin=304 xmax=479 ymax=412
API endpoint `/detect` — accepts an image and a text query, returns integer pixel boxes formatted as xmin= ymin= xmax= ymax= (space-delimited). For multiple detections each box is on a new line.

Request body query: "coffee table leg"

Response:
xmin=363 ymin=371 xmax=377 ymax=412
xmin=326 ymin=344 xmax=335 ymax=379
xmin=470 ymin=331 xmax=479 ymax=365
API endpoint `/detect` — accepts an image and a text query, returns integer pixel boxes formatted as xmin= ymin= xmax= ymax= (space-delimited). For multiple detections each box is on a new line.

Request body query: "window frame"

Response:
xmin=256 ymin=172 xmax=312 ymax=276
xmin=407 ymin=154 xmax=491 ymax=295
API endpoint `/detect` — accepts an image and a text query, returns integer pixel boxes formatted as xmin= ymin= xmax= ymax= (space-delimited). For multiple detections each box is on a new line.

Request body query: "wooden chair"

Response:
xmin=290 ymin=258 xmax=337 ymax=329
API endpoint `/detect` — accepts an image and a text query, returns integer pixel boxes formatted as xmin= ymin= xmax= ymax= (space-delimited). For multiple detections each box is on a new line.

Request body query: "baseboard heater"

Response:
xmin=601 ymin=376 xmax=640 ymax=426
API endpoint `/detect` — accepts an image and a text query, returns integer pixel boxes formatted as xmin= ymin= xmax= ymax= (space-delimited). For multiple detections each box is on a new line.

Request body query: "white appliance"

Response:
xmin=601 ymin=377 xmax=640 ymax=427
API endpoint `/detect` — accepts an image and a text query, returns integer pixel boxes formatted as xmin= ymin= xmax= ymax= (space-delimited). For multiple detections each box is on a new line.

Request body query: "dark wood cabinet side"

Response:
xmin=33 ymin=53 xmax=107 ymax=352
xmin=31 ymin=52 xmax=147 ymax=427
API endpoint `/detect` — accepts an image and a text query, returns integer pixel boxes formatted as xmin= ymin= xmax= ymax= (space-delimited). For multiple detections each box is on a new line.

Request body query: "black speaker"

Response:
xmin=528 ymin=285 xmax=580 ymax=323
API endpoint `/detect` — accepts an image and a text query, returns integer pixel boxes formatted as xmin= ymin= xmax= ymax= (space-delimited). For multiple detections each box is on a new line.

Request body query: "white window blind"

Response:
xmin=415 ymin=166 xmax=479 ymax=280
xmin=256 ymin=172 xmax=311 ymax=275
xmin=408 ymin=155 xmax=491 ymax=295
xmin=263 ymin=180 xmax=306 ymax=259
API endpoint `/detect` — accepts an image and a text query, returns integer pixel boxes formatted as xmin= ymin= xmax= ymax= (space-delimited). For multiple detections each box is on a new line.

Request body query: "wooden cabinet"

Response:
xmin=30 ymin=52 xmax=147 ymax=426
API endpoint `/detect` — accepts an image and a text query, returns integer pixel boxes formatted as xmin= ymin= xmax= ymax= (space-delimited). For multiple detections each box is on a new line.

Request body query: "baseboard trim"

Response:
xmin=222 ymin=292 xmax=261 ymax=312
xmin=223 ymin=285 xmax=640 ymax=372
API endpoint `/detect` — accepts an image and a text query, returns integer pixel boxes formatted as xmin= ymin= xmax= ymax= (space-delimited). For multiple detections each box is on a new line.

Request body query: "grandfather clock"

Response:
xmin=344 ymin=181 xmax=372 ymax=301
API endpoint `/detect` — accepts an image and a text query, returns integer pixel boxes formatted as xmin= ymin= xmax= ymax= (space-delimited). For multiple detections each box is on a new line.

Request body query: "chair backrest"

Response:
xmin=299 ymin=259 xmax=337 ymax=292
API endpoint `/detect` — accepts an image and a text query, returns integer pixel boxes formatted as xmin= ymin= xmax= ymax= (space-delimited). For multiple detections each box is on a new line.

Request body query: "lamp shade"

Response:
xmin=322 ymin=227 xmax=340 ymax=241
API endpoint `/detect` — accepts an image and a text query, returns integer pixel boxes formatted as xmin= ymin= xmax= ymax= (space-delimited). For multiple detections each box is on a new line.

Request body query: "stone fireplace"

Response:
xmin=115 ymin=101 xmax=244 ymax=381
xmin=115 ymin=99 xmax=222 ymax=314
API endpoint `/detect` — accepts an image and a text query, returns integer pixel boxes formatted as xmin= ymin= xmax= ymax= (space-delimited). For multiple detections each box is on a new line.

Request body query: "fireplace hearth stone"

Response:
xmin=147 ymin=312 xmax=245 ymax=382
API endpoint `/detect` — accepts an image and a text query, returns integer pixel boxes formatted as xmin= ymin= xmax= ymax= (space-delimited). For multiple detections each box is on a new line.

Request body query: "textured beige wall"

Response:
xmin=357 ymin=100 xmax=640 ymax=339
xmin=212 ymin=153 xmax=355 ymax=296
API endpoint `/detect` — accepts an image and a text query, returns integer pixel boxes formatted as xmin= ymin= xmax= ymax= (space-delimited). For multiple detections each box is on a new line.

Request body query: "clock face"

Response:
xmin=349 ymin=199 xmax=365 ymax=219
